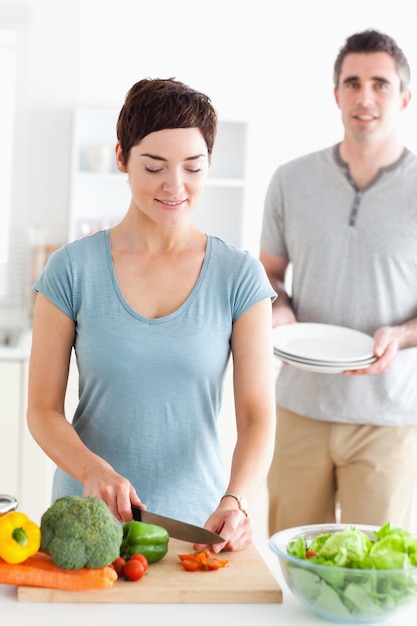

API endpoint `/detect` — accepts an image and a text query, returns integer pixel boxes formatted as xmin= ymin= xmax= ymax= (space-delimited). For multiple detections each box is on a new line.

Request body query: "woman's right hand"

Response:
xmin=82 ymin=460 xmax=144 ymax=522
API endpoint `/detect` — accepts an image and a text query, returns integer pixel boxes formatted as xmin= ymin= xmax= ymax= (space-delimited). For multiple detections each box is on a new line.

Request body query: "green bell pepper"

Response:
xmin=121 ymin=521 xmax=169 ymax=563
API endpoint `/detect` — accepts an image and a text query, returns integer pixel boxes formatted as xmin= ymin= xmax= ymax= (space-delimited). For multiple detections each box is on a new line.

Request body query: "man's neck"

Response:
xmin=339 ymin=136 xmax=404 ymax=188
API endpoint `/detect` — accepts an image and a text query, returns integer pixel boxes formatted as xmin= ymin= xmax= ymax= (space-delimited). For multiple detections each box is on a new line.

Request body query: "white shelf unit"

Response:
xmin=68 ymin=108 xmax=248 ymax=247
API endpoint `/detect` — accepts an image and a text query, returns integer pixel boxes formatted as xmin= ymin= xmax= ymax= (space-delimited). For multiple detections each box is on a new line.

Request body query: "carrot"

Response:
xmin=0 ymin=551 xmax=117 ymax=590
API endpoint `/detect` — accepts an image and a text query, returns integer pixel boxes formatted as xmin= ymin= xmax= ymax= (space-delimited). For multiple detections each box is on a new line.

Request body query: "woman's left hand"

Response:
xmin=192 ymin=507 xmax=253 ymax=553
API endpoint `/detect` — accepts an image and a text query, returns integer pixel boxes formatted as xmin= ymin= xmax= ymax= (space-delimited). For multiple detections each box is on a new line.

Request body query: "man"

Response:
xmin=260 ymin=30 xmax=417 ymax=534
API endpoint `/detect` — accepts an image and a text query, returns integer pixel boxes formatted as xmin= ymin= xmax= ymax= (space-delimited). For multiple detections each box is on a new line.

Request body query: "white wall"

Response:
xmin=4 ymin=0 xmax=417 ymax=256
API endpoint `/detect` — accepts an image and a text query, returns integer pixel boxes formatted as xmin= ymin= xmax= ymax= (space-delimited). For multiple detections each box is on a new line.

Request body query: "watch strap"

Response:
xmin=220 ymin=492 xmax=249 ymax=517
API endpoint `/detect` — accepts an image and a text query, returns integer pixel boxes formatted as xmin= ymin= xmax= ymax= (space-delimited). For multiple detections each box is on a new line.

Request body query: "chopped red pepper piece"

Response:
xmin=180 ymin=558 xmax=202 ymax=571
xmin=177 ymin=549 xmax=229 ymax=571
xmin=206 ymin=557 xmax=229 ymax=570
xmin=305 ymin=550 xmax=317 ymax=558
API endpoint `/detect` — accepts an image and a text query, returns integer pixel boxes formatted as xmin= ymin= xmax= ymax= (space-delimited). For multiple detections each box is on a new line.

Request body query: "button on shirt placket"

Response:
xmin=349 ymin=190 xmax=363 ymax=226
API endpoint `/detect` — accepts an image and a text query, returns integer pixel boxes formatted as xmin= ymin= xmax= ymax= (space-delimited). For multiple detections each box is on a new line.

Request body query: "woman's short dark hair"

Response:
xmin=116 ymin=78 xmax=218 ymax=164
xmin=333 ymin=30 xmax=410 ymax=91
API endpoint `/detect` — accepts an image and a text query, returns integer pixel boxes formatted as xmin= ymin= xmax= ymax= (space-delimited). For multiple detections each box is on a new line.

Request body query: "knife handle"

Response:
xmin=131 ymin=505 xmax=144 ymax=521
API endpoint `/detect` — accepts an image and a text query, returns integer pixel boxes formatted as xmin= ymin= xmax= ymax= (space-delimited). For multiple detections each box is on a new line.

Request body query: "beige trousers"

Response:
xmin=268 ymin=407 xmax=417 ymax=535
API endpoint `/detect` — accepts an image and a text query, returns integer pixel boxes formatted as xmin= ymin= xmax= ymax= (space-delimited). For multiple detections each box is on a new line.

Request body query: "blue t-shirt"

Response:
xmin=34 ymin=231 xmax=275 ymax=525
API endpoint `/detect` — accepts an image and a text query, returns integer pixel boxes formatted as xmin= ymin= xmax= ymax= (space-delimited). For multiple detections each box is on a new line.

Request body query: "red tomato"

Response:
xmin=111 ymin=556 xmax=126 ymax=577
xmin=129 ymin=553 xmax=149 ymax=573
xmin=123 ymin=558 xmax=147 ymax=581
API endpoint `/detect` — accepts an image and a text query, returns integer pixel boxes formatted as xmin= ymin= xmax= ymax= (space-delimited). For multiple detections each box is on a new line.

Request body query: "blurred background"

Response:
xmin=1 ymin=0 xmax=417 ymax=330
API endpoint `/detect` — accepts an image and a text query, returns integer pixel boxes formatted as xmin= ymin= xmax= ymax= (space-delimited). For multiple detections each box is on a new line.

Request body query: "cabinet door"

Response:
xmin=19 ymin=357 xmax=79 ymax=523
xmin=0 ymin=361 xmax=21 ymax=498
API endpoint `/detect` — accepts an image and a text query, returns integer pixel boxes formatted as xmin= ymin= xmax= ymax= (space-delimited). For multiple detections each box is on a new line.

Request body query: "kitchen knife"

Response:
xmin=131 ymin=505 xmax=225 ymax=544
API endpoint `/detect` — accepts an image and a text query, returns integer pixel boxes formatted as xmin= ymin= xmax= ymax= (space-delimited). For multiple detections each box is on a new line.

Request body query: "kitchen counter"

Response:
xmin=1 ymin=543 xmax=416 ymax=625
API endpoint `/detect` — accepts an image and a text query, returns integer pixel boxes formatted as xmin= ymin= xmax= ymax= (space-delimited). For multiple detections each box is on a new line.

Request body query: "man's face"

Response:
xmin=334 ymin=51 xmax=410 ymax=144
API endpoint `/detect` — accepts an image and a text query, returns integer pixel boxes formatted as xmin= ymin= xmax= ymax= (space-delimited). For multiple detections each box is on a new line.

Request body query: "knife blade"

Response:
xmin=131 ymin=505 xmax=225 ymax=544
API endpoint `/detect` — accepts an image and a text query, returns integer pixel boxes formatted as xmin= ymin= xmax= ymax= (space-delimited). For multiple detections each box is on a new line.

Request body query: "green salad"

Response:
xmin=285 ymin=523 xmax=417 ymax=620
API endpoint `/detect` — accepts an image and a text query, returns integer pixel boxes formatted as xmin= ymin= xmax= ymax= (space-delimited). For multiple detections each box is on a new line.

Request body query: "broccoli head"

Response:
xmin=40 ymin=495 xmax=123 ymax=570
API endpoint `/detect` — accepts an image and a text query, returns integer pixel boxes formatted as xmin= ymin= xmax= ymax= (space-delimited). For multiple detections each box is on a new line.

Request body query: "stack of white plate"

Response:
xmin=272 ymin=323 xmax=377 ymax=373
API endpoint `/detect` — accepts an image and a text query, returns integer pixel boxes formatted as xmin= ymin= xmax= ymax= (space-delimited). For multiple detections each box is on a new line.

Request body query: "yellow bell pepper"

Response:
xmin=0 ymin=511 xmax=41 ymax=564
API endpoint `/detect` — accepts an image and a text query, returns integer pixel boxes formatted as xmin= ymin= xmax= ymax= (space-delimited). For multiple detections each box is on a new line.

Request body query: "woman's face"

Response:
xmin=116 ymin=127 xmax=210 ymax=228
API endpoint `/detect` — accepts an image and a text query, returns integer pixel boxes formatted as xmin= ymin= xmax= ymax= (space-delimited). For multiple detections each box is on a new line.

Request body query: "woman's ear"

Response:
xmin=115 ymin=141 xmax=128 ymax=173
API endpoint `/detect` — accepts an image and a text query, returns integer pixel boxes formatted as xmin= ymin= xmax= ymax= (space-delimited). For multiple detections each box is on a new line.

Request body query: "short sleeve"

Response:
xmin=232 ymin=252 xmax=276 ymax=322
xmin=33 ymin=245 xmax=75 ymax=320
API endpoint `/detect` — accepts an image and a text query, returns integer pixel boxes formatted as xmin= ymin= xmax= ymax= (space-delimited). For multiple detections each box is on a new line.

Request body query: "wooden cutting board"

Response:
xmin=17 ymin=539 xmax=282 ymax=603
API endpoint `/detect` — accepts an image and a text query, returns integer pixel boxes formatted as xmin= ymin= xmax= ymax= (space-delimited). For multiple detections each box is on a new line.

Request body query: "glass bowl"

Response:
xmin=269 ymin=523 xmax=417 ymax=623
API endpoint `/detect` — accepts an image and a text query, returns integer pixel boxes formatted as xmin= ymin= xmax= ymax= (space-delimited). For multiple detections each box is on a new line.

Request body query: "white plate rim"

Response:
xmin=275 ymin=356 xmax=375 ymax=374
xmin=273 ymin=349 xmax=377 ymax=367
xmin=272 ymin=323 xmax=375 ymax=362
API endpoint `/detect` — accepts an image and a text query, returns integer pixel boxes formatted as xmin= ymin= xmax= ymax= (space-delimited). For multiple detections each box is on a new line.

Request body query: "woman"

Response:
xmin=27 ymin=78 xmax=276 ymax=552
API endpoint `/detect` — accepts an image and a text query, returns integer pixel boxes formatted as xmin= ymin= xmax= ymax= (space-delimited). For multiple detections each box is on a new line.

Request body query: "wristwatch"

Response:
xmin=221 ymin=492 xmax=249 ymax=517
